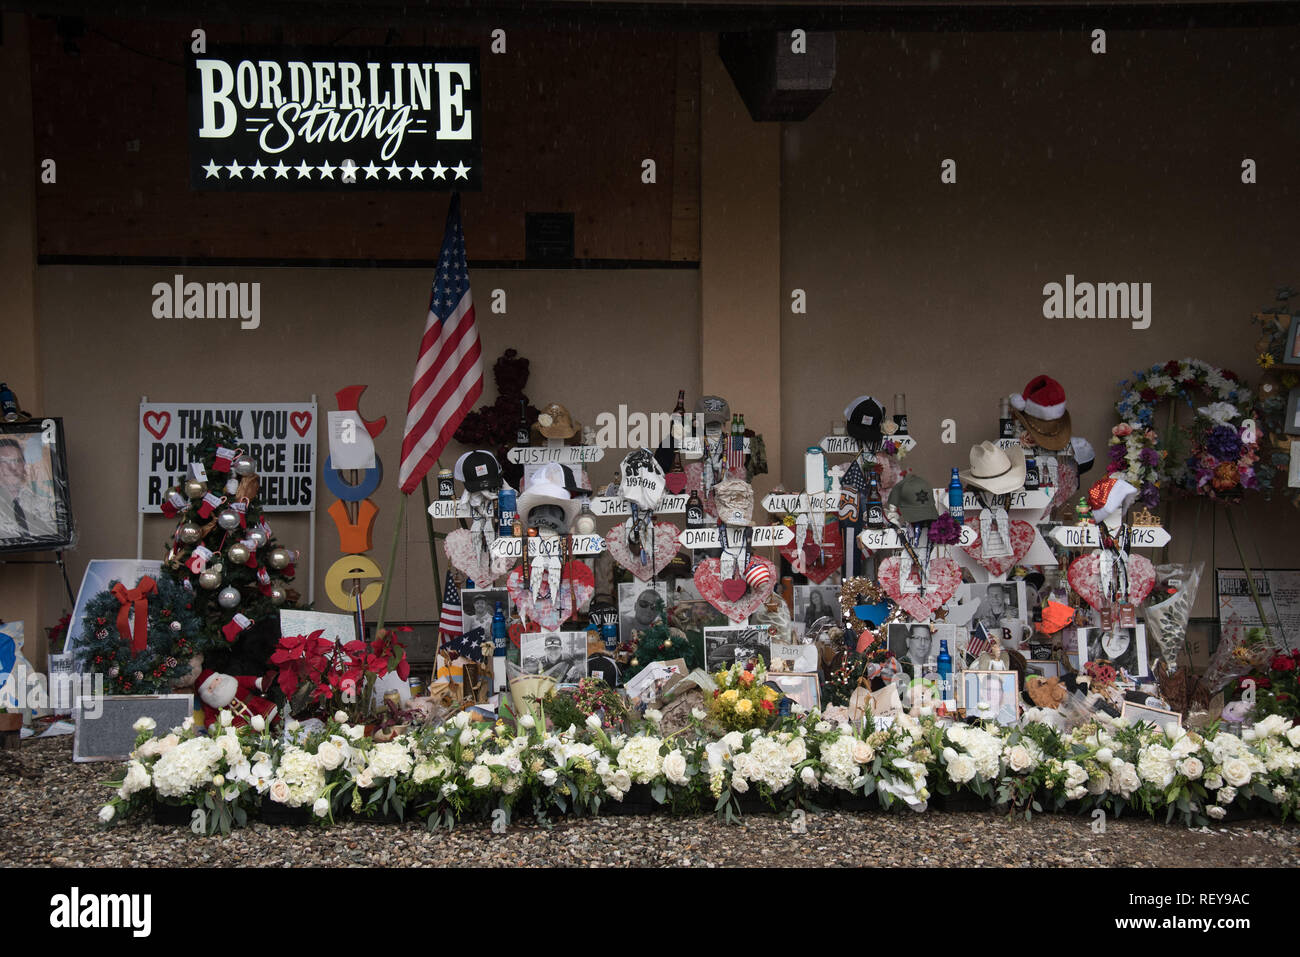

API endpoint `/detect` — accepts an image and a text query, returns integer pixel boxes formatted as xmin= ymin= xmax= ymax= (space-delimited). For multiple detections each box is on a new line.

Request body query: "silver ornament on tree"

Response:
xmin=198 ymin=565 xmax=222 ymax=590
xmin=178 ymin=522 xmax=203 ymax=544
xmin=216 ymin=507 xmax=241 ymax=531
xmin=269 ymin=584 xmax=287 ymax=605
xmin=217 ymin=585 xmax=241 ymax=610
xmin=233 ymin=455 xmax=256 ymax=476
xmin=247 ymin=528 xmax=268 ymax=549
xmin=267 ymin=547 xmax=291 ymax=570
xmin=183 ymin=478 xmax=206 ymax=499
xmin=227 ymin=542 xmax=251 ymax=565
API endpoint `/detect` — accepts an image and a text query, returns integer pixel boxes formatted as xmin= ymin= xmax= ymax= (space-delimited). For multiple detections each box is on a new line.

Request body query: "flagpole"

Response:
xmin=375 ymin=492 xmax=408 ymax=636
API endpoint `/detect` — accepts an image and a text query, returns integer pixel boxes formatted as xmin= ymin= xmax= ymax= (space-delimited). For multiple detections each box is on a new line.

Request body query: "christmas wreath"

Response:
xmin=1108 ymin=358 xmax=1259 ymax=508
xmin=76 ymin=574 xmax=206 ymax=694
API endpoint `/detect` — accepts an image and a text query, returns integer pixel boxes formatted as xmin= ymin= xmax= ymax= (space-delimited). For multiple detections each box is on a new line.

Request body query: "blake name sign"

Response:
xmin=188 ymin=46 xmax=481 ymax=191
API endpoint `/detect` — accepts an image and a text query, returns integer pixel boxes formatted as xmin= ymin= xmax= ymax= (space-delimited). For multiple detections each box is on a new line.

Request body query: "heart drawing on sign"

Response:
xmin=1067 ymin=552 xmax=1156 ymax=612
xmin=143 ymin=411 xmax=171 ymax=440
xmin=694 ymin=557 xmax=775 ymax=622
xmin=605 ymin=520 xmax=681 ymax=582
xmin=290 ymin=411 xmax=314 ymax=437
xmin=959 ymin=519 xmax=1035 ymax=578
xmin=876 ymin=555 xmax=962 ymax=621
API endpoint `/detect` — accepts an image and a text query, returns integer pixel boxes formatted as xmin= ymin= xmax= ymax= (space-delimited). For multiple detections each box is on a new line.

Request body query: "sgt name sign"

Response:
xmin=139 ymin=401 xmax=317 ymax=512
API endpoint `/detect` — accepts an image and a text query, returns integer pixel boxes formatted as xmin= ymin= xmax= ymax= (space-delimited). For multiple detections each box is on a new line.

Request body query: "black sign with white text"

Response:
xmin=187 ymin=46 xmax=481 ymax=191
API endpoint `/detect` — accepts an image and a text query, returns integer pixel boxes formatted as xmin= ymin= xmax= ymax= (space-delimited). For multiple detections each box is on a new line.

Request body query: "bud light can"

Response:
xmin=497 ymin=487 xmax=518 ymax=536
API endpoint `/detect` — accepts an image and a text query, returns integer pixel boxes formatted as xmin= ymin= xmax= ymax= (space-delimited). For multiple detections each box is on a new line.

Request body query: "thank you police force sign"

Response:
xmin=188 ymin=46 xmax=481 ymax=191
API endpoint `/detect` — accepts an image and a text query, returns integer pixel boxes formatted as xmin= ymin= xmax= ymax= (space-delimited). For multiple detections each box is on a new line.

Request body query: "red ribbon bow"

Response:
xmin=111 ymin=576 xmax=157 ymax=653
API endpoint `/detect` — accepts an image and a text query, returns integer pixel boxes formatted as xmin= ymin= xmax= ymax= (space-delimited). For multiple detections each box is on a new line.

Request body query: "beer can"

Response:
xmin=497 ymin=487 xmax=517 ymax=536
xmin=437 ymin=468 xmax=454 ymax=500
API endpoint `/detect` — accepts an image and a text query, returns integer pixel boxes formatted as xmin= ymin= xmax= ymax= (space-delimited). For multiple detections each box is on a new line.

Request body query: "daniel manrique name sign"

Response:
xmin=187 ymin=46 xmax=481 ymax=191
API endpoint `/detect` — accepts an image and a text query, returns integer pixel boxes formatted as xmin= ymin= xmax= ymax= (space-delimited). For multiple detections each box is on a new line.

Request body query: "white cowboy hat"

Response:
xmin=959 ymin=441 xmax=1026 ymax=495
xmin=516 ymin=462 xmax=581 ymax=530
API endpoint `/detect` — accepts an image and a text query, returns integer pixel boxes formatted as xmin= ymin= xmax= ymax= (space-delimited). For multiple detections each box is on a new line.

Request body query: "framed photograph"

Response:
xmin=664 ymin=578 xmax=730 ymax=649
xmin=1121 ymin=700 xmax=1183 ymax=734
xmin=1025 ymin=659 xmax=1062 ymax=679
xmin=1285 ymin=318 xmax=1300 ymax=366
xmin=1285 ymin=388 xmax=1300 ymax=436
xmin=0 ymin=418 xmax=74 ymax=553
xmin=962 ymin=669 xmax=1020 ymax=725
xmin=1078 ymin=624 xmax=1149 ymax=677
xmin=625 ymin=658 xmax=687 ymax=702
xmin=792 ymin=584 xmax=840 ymax=639
xmin=619 ymin=580 xmax=670 ymax=645
xmin=461 ymin=587 xmax=509 ymax=642
xmin=703 ymin=624 xmax=770 ymax=672
xmin=769 ymin=672 xmax=820 ymax=711
xmin=519 ymin=630 xmax=587 ymax=683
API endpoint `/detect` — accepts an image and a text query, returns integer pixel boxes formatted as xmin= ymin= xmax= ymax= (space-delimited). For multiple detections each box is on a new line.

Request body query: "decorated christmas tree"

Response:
xmin=160 ymin=424 xmax=300 ymax=676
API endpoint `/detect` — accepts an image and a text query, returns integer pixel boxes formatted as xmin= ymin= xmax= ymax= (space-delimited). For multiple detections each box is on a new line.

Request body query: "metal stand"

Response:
xmin=0 ymin=549 xmax=77 ymax=606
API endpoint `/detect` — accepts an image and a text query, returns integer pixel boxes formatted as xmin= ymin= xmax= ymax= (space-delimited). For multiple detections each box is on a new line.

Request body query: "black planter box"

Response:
xmin=259 ymin=802 xmax=314 ymax=826
xmin=151 ymin=800 xmax=196 ymax=826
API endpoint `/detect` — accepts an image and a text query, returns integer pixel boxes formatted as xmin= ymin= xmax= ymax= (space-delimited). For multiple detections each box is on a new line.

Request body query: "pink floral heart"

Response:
xmin=721 ymin=578 xmax=748 ymax=601
xmin=959 ymin=519 xmax=1035 ymax=578
xmin=506 ymin=561 xmax=595 ymax=630
xmin=1067 ymin=552 xmax=1156 ymax=612
xmin=605 ymin=520 xmax=681 ymax=582
xmin=876 ymin=555 xmax=962 ymax=621
xmin=778 ymin=521 xmax=844 ymax=585
xmin=694 ymin=557 xmax=776 ymax=623
xmin=444 ymin=528 xmax=515 ymax=585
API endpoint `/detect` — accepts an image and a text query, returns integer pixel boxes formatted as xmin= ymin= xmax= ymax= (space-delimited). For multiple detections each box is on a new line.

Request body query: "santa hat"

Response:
xmin=196 ymin=668 xmax=215 ymax=689
xmin=1010 ymin=375 xmax=1067 ymax=420
xmin=1087 ymin=476 xmax=1138 ymax=524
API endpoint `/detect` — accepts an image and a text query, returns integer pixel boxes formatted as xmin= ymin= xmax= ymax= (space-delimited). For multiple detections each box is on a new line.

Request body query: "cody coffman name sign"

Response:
xmin=188 ymin=46 xmax=481 ymax=191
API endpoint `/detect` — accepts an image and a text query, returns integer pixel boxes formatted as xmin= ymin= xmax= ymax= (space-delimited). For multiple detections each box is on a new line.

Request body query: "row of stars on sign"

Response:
xmin=200 ymin=158 xmax=472 ymax=181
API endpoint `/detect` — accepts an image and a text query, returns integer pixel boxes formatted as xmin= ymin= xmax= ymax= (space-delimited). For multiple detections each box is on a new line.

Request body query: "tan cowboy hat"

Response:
xmin=959 ymin=441 xmax=1026 ymax=495
xmin=532 ymin=402 xmax=581 ymax=440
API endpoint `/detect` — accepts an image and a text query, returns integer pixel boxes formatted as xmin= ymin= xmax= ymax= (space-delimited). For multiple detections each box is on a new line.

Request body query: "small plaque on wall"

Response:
xmin=526 ymin=212 xmax=575 ymax=261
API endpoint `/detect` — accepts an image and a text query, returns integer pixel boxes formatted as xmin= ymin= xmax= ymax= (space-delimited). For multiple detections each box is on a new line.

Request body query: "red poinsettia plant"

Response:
xmin=270 ymin=628 xmax=410 ymax=722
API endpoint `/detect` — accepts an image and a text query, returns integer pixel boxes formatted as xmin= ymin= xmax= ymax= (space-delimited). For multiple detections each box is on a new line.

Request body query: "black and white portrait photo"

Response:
xmin=519 ymin=630 xmax=587 ymax=683
xmin=619 ymin=581 xmax=669 ymax=645
xmin=962 ymin=670 xmax=1020 ymax=725
xmin=704 ymin=625 xmax=770 ymax=672
xmin=1079 ymin=625 xmax=1149 ymax=678
xmin=887 ymin=622 xmax=936 ymax=672
xmin=792 ymin=584 xmax=839 ymax=639
xmin=461 ymin=587 xmax=508 ymax=640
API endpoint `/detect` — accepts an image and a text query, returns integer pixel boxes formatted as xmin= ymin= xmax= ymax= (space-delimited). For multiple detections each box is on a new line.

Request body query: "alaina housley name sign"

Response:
xmin=187 ymin=46 xmax=481 ymax=191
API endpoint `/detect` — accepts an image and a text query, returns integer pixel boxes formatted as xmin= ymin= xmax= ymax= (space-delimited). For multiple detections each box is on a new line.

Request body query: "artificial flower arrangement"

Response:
xmin=1108 ymin=358 xmax=1259 ymax=508
xmin=100 ymin=701 xmax=1300 ymax=833
xmin=269 ymin=628 xmax=409 ymax=723
xmin=708 ymin=659 xmax=781 ymax=732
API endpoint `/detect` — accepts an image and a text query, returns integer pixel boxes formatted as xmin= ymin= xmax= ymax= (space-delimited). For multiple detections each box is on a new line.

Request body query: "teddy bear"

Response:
xmin=196 ymin=668 xmax=278 ymax=729
xmin=1025 ymin=674 xmax=1067 ymax=710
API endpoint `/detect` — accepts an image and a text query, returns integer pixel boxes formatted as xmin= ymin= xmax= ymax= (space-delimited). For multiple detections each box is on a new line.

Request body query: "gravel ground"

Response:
xmin=3 ymin=737 xmax=1298 ymax=868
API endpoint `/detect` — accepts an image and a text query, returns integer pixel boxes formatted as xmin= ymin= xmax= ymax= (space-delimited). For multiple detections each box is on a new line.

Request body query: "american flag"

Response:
xmin=445 ymin=626 xmax=487 ymax=662
xmin=965 ymin=621 xmax=992 ymax=661
xmin=438 ymin=571 xmax=463 ymax=640
xmin=398 ymin=193 xmax=484 ymax=493
xmin=727 ymin=427 xmax=744 ymax=471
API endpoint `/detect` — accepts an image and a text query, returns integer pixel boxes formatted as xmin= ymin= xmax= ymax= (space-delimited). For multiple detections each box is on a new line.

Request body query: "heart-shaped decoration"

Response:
xmin=1049 ymin=457 xmax=1080 ymax=512
xmin=664 ymin=472 xmax=688 ymax=495
xmin=506 ymin=561 xmax=595 ymax=630
xmin=876 ymin=555 xmax=962 ymax=621
xmin=779 ymin=521 xmax=844 ymax=584
xmin=444 ymin=528 xmax=515 ymax=585
xmin=1067 ymin=552 xmax=1156 ymax=612
xmin=695 ymin=557 xmax=776 ymax=622
xmin=290 ymin=411 xmax=313 ymax=437
xmin=142 ymin=410 xmax=171 ymax=440
xmin=959 ymin=519 xmax=1035 ymax=578
xmin=721 ymin=578 xmax=748 ymax=601
xmin=605 ymin=519 xmax=681 ymax=581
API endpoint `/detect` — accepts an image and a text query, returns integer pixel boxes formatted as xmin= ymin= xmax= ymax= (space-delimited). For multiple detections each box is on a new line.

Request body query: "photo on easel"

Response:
xmin=0 ymin=418 xmax=74 ymax=553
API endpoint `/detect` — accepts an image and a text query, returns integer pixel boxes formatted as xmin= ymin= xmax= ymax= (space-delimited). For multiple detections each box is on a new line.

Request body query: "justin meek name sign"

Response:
xmin=188 ymin=46 xmax=481 ymax=191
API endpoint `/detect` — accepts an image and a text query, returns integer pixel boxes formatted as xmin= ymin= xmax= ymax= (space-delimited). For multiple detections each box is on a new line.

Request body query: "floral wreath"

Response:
xmin=1109 ymin=359 xmax=1259 ymax=508
xmin=76 ymin=575 xmax=207 ymax=694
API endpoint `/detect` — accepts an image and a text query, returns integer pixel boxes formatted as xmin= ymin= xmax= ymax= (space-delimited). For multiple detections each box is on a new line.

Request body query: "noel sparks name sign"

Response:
xmin=188 ymin=46 xmax=481 ymax=191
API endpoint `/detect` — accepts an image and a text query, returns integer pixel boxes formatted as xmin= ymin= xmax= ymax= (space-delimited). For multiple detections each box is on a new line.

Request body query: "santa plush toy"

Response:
xmin=196 ymin=668 xmax=278 ymax=729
